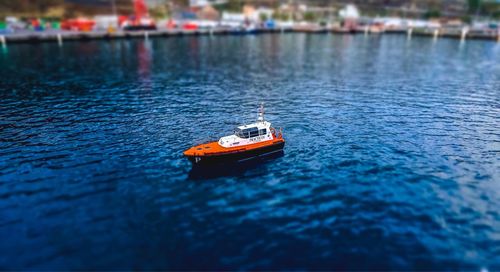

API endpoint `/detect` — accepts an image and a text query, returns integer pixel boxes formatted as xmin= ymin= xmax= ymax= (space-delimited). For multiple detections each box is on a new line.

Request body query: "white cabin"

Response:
xmin=218 ymin=121 xmax=273 ymax=148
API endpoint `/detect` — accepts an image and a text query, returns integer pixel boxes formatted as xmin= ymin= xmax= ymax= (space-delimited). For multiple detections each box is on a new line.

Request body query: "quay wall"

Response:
xmin=1 ymin=28 xmax=498 ymax=45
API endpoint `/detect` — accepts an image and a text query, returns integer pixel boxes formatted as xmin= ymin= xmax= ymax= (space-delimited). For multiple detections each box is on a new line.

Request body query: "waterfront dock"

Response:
xmin=1 ymin=26 xmax=499 ymax=45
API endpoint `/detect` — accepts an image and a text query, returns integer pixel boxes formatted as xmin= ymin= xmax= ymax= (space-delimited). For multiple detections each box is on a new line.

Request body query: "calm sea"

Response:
xmin=0 ymin=34 xmax=499 ymax=270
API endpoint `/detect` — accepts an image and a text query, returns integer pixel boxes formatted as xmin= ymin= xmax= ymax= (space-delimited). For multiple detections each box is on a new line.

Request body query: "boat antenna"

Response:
xmin=258 ymin=102 xmax=264 ymax=122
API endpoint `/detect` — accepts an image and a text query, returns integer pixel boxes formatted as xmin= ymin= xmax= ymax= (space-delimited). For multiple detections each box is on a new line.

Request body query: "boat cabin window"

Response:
xmin=249 ymin=128 xmax=259 ymax=137
xmin=259 ymin=128 xmax=267 ymax=135
xmin=235 ymin=127 xmax=260 ymax=138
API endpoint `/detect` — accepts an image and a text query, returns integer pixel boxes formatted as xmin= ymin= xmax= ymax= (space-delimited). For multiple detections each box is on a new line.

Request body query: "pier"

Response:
xmin=1 ymin=26 xmax=499 ymax=45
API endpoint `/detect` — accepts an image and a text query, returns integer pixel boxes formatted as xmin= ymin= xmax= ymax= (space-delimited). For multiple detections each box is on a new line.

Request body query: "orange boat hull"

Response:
xmin=184 ymin=138 xmax=285 ymax=165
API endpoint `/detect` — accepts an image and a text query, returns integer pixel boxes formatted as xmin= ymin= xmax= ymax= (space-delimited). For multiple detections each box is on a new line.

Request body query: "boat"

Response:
xmin=184 ymin=104 xmax=285 ymax=165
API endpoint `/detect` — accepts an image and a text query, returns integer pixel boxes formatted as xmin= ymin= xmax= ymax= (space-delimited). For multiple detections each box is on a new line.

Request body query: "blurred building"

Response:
xmin=338 ymin=4 xmax=359 ymax=19
xmin=290 ymin=0 xmax=469 ymax=17
xmin=189 ymin=0 xmax=227 ymax=7
xmin=242 ymin=5 xmax=273 ymax=21
xmin=1 ymin=0 xmax=498 ymax=21
xmin=196 ymin=5 xmax=220 ymax=20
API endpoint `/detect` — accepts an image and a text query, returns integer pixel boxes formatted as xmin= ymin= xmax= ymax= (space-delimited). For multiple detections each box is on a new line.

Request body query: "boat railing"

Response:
xmin=271 ymin=127 xmax=283 ymax=139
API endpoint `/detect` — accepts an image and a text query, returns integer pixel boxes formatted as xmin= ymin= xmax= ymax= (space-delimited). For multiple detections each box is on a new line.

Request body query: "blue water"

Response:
xmin=0 ymin=34 xmax=499 ymax=270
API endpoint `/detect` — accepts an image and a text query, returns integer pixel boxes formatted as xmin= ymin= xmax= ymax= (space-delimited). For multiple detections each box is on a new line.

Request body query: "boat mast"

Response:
xmin=258 ymin=102 xmax=264 ymax=122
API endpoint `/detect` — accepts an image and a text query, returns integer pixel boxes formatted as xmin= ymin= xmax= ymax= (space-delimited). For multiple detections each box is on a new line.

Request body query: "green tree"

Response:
xmin=223 ymin=0 xmax=241 ymax=12
xmin=424 ymin=9 xmax=441 ymax=19
xmin=468 ymin=0 xmax=481 ymax=13
xmin=149 ymin=5 xmax=168 ymax=19
xmin=303 ymin=11 xmax=316 ymax=22
xmin=481 ymin=1 xmax=500 ymax=18
xmin=272 ymin=11 xmax=290 ymax=21
xmin=259 ymin=13 xmax=268 ymax=21
xmin=461 ymin=15 xmax=472 ymax=24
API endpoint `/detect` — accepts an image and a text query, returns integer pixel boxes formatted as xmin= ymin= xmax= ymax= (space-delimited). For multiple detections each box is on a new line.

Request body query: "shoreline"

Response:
xmin=1 ymin=27 xmax=499 ymax=45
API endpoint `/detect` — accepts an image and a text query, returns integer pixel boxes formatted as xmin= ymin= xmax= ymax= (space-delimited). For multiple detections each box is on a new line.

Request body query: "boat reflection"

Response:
xmin=187 ymin=150 xmax=284 ymax=180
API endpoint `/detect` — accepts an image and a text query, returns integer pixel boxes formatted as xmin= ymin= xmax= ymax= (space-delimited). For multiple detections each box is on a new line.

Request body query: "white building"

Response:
xmin=339 ymin=4 xmax=360 ymax=19
xmin=190 ymin=0 xmax=227 ymax=8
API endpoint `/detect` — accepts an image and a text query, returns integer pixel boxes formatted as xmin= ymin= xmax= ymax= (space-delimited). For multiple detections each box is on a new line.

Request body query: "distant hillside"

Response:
xmin=1 ymin=0 xmax=498 ymax=19
xmin=0 ymin=0 xmax=134 ymax=18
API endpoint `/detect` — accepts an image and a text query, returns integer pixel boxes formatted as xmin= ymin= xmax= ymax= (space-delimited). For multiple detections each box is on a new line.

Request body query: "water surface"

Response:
xmin=0 ymin=34 xmax=499 ymax=270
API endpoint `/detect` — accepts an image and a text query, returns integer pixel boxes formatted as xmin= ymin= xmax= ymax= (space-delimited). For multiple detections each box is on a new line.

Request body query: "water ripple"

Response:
xmin=0 ymin=34 xmax=498 ymax=270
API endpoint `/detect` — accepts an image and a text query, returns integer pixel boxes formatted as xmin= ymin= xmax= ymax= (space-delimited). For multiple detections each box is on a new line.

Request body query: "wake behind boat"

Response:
xmin=184 ymin=104 xmax=285 ymax=165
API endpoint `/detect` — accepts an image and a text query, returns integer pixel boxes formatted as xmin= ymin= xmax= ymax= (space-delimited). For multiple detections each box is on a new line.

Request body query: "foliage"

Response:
xmin=149 ymin=5 xmax=169 ymax=19
xmin=481 ymin=1 xmax=500 ymax=17
xmin=259 ymin=13 xmax=268 ymax=21
xmin=272 ymin=11 xmax=289 ymax=21
xmin=172 ymin=0 xmax=189 ymax=7
xmin=221 ymin=0 xmax=241 ymax=12
xmin=303 ymin=11 xmax=317 ymax=22
xmin=467 ymin=0 xmax=500 ymax=17
xmin=44 ymin=6 xmax=64 ymax=18
xmin=0 ymin=0 xmax=63 ymax=17
xmin=468 ymin=0 xmax=481 ymax=13
xmin=424 ymin=9 xmax=441 ymax=19
xmin=461 ymin=15 xmax=472 ymax=24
